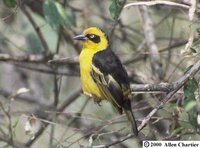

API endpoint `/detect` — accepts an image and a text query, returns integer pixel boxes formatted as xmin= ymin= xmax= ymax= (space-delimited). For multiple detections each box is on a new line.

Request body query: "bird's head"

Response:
xmin=74 ymin=27 xmax=109 ymax=51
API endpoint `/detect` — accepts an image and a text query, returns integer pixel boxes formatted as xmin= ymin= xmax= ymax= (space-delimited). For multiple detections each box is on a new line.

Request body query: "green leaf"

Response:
xmin=55 ymin=2 xmax=67 ymax=25
xmin=3 ymin=0 xmax=16 ymax=8
xmin=188 ymin=108 xmax=197 ymax=129
xmin=89 ymin=135 xmax=102 ymax=146
xmin=12 ymin=117 xmax=20 ymax=129
xmin=171 ymin=127 xmax=184 ymax=136
xmin=183 ymin=77 xmax=198 ymax=103
xmin=190 ymin=39 xmax=200 ymax=53
xmin=109 ymin=0 xmax=125 ymax=21
xmin=43 ymin=0 xmax=68 ymax=31
xmin=190 ymin=47 xmax=197 ymax=53
xmin=26 ymin=33 xmax=43 ymax=54
xmin=66 ymin=9 xmax=76 ymax=26
xmin=12 ymin=117 xmax=20 ymax=137
xmin=183 ymin=76 xmax=198 ymax=129
xmin=192 ymin=39 xmax=200 ymax=47
xmin=184 ymin=101 xmax=197 ymax=112
xmin=91 ymin=137 xmax=102 ymax=146
xmin=179 ymin=111 xmax=195 ymax=129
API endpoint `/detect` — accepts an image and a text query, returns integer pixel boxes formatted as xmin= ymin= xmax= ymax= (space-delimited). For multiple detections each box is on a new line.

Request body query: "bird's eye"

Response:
xmin=89 ymin=34 xmax=95 ymax=39
xmin=86 ymin=34 xmax=100 ymax=43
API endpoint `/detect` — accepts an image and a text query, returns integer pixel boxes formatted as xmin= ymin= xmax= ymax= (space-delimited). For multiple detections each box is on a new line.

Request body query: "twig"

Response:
xmin=61 ymin=27 xmax=81 ymax=54
xmin=25 ymin=88 xmax=82 ymax=147
xmin=131 ymin=83 xmax=174 ymax=93
xmin=0 ymin=101 xmax=14 ymax=145
xmin=49 ymin=68 xmax=62 ymax=147
xmin=20 ymin=5 xmax=51 ymax=55
xmin=49 ymin=76 xmax=58 ymax=147
xmin=0 ymin=52 xmax=79 ymax=76
xmin=55 ymin=27 xmax=62 ymax=54
xmin=0 ymin=134 xmax=28 ymax=148
xmin=163 ymin=13 xmax=176 ymax=79
xmin=56 ymin=98 xmax=90 ymax=148
xmin=0 ymin=53 xmax=55 ymax=63
xmin=0 ymin=4 xmax=18 ymax=21
xmin=13 ymin=63 xmax=79 ymax=76
xmin=123 ymin=37 xmax=200 ymax=65
xmin=139 ymin=5 xmax=163 ymax=80
xmin=124 ymin=1 xmax=190 ymax=9
xmin=109 ymin=0 xmax=126 ymax=38
xmin=188 ymin=0 xmax=196 ymax=21
xmin=0 ymin=53 xmax=79 ymax=76
xmin=0 ymin=89 xmax=50 ymax=107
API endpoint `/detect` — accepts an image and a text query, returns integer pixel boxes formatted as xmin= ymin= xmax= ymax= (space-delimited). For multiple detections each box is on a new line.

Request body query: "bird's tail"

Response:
xmin=123 ymin=100 xmax=138 ymax=136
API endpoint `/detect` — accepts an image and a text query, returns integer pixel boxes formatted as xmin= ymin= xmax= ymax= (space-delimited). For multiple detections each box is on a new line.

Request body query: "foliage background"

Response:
xmin=0 ymin=0 xmax=200 ymax=147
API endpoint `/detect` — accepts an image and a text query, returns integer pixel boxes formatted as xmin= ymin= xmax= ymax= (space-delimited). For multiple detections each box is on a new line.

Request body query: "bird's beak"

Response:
xmin=73 ymin=34 xmax=88 ymax=41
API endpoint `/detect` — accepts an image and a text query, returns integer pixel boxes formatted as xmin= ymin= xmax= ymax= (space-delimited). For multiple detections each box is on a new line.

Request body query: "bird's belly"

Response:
xmin=80 ymin=50 xmax=102 ymax=100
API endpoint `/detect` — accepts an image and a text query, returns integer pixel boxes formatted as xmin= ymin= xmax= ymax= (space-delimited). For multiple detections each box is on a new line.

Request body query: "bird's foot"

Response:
xmin=94 ymin=99 xmax=102 ymax=106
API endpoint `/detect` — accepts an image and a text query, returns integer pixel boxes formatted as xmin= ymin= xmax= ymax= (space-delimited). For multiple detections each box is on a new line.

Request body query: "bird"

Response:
xmin=74 ymin=27 xmax=138 ymax=135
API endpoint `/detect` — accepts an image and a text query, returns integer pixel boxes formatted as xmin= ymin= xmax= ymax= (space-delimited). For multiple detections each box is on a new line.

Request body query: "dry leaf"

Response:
xmin=25 ymin=115 xmax=41 ymax=140
xmin=16 ymin=88 xmax=30 ymax=95
xmin=10 ymin=88 xmax=30 ymax=100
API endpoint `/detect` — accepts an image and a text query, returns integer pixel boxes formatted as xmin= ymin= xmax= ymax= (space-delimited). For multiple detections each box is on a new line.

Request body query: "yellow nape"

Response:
xmin=82 ymin=27 xmax=109 ymax=52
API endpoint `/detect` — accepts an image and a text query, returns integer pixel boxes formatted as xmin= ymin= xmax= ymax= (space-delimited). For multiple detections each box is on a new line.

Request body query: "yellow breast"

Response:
xmin=79 ymin=48 xmax=102 ymax=99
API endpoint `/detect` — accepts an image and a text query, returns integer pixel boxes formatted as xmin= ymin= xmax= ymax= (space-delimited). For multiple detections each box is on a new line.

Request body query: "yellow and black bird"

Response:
xmin=74 ymin=27 xmax=138 ymax=135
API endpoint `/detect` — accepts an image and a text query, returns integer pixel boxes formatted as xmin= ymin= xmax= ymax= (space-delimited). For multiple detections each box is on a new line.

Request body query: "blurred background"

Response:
xmin=0 ymin=0 xmax=200 ymax=147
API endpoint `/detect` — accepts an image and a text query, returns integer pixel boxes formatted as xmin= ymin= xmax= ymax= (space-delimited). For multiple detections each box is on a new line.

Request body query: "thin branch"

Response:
xmin=0 ymin=4 xmax=18 ymax=21
xmin=123 ymin=36 xmax=199 ymax=65
xmin=0 ymin=53 xmax=78 ymax=65
xmin=0 ymin=101 xmax=13 ymax=145
xmin=49 ymin=71 xmax=62 ymax=147
xmin=188 ymin=0 xmax=196 ymax=21
xmin=0 ymin=134 xmax=28 ymax=148
xmin=25 ymin=87 xmax=82 ymax=147
xmin=20 ymin=5 xmax=51 ymax=55
xmin=124 ymin=1 xmax=190 ymax=9
xmin=61 ymin=27 xmax=80 ymax=54
xmin=163 ymin=13 xmax=176 ymax=79
xmin=0 ymin=89 xmax=50 ymax=107
xmin=109 ymin=0 xmax=127 ymax=38
xmin=131 ymin=83 xmax=174 ymax=93
xmin=0 ymin=53 xmax=79 ymax=76
xmin=13 ymin=63 xmax=79 ymax=77
xmin=139 ymin=5 xmax=163 ymax=80
xmin=0 ymin=53 xmax=53 ymax=63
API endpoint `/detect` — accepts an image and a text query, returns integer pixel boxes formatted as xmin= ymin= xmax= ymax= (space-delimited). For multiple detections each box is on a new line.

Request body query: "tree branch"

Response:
xmin=139 ymin=5 xmax=163 ymax=80
xmin=20 ymin=5 xmax=51 ymax=55
xmin=124 ymin=1 xmax=190 ymax=9
xmin=0 ymin=53 xmax=79 ymax=65
xmin=131 ymin=83 xmax=174 ymax=93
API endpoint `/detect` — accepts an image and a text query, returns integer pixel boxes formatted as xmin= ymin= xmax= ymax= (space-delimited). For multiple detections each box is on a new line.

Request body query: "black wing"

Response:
xmin=91 ymin=49 xmax=131 ymax=113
